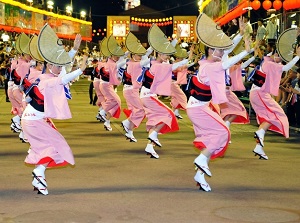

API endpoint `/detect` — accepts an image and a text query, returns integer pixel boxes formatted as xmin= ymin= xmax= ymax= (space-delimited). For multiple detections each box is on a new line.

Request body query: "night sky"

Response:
xmin=55 ymin=0 xmax=198 ymax=28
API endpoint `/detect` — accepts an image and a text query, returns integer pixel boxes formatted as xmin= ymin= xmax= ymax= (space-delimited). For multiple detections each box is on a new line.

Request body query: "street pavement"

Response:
xmin=0 ymin=79 xmax=299 ymax=223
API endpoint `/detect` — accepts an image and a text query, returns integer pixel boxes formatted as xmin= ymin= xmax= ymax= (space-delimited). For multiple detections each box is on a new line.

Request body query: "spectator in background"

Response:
xmin=243 ymin=15 xmax=253 ymax=40
xmin=256 ymin=18 xmax=266 ymax=42
xmin=265 ymin=14 xmax=277 ymax=44
xmin=285 ymin=66 xmax=300 ymax=127
xmin=227 ymin=19 xmax=239 ymax=37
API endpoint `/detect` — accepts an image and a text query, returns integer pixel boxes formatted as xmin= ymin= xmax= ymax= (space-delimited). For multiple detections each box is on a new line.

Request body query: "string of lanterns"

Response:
xmin=131 ymin=17 xmax=173 ymax=27
xmin=251 ymin=0 xmax=300 ymax=11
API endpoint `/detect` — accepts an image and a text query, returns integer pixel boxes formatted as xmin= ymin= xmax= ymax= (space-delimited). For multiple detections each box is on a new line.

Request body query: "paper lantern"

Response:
xmin=283 ymin=0 xmax=291 ymax=10
xmin=251 ymin=0 xmax=261 ymax=10
xmin=273 ymin=0 xmax=282 ymax=10
xmin=262 ymin=0 xmax=272 ymax=10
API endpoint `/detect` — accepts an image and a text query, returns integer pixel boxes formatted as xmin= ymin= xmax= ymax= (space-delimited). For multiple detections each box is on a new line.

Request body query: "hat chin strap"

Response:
xmin=212 ymin=49 xmax=222 ymax=61
xmin=49 ymin=68 xmax=59 ymax=77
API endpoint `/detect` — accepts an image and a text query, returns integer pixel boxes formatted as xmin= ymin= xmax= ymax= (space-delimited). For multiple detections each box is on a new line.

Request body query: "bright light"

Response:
xmin=47 ymin=1 xmax=54 ymax=6
xmin=27 ymin=0 xmax=33 ymax=3
xmin=80 ymin=11 xmax=86 ymax=18
xmin=66 ymin=5 xmax=73 ymax=15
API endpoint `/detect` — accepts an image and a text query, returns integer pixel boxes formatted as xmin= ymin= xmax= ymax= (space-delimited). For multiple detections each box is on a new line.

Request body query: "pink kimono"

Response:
xmin=170 ymin=68 xmax=188 ymax=110
xmin=186 ymin=60 xmax=230 ymax=159
xmin=141 ymin=61 xmax=179 ymax=134
xmin=249 ymin=57 xmax=289 ymax=137
xmin=122 ymin=61 xmax=145 ymax=127
xmin=220 ymin=65 xmax=249 ymax=124
xmin=94 ymin=62 xmax=105 ymax=107
xmin=22 ymin=74 xmax=75 ymax=168
xmin=100 ymin=58 xmax=121 ymax=118
xmin=9 ymin=59 xmax=30 ymax=116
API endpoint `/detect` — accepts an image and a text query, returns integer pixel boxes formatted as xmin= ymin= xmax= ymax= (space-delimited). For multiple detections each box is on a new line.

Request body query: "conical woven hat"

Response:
xmin=125 ymin=32 xmax=146 ymax=55
xmin=148 ymin=24 xmax=176 ymax=55
xmin=232 ymin=39 xmax=244 ymax=55
xmin=276 ymin=28 xmax=298 ymax=62
xmin=194 ymin=41 xmax=205 ymax=55
xmin=37 ymin=24 xmax=71 ymax=65
xmin=19 ymin=33 xmax=31 ymax=55
xmin=15 ymin=34 xmax=22 ymax=54
xmin=29 ymin=35 xmax=44 ymax=62
xmin=107 ymin=34 xmax=125 ymax=57
xmin=174 ymin=44 xmax=188 ymax=59
xmin=100 ymin=37 xmax=111 ymax=57
xmin=196 ymin=13 xmax=233 ymax=49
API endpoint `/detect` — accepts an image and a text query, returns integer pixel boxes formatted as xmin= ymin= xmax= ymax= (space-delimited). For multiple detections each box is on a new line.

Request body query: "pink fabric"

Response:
xmin=9 ymin=87 xmax=23 ymax=116
xmin=220 ymin=90 xmax=249 ymax=124
xmin=27 ymin=68 xmax=42 ymax=83
xmin=229 ymin=65 xmax=246 ymax=91
xmin=170 ymin=81 xmax=187 ymax=110
xmin=16 ymin=59 xmax=30 ymax=79
xmin=260 ymin=57 xmax=283 ymax=96
xmin=187 ymin=104 xmax=230 ymax=159
xmin=198 ymin=60 xmax=228 ymax=104
xmin=176 ymin=67 xmax=188 ymax=84
xmin=22 ymin=119 xmax=75 ymax=167
xmin=127 ymin=61 xmax=143 ymax=89
xmin=105 ymin=58 xmax=121 ymax=86
xmin=40 ymin=74 xmax=72 ymax=119
xmin=93 ymin=80 xmax=105 ymax=107
xmin=123 ymin=88 xmax=145 ymax=127
xmin=150 ymin=62 xmax=173 ymax=96
xmin=250 ymin=90 xmax=289 ymax=138
xmin=141 ymin=95 xmax=179 ymax=134
xmin=100 ymin=82 xmax=121 ymax=118
xmin=11 ymin=59 xmax=18 ymax=70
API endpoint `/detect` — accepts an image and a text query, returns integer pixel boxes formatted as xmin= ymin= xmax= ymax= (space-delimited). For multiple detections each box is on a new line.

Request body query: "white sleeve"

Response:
xmin=171 ymin=39 xmax=178 ymax=47
xmin=282 ymin=56 xmax=299 ymax=72
xmin=68 ymin=49 xmax=77 ymax=60
xmin=172 ymin=59 xmax=188 ymax=71
xmin=223 ymin=34 xmax=243 ymax=56
xmin=145 ymin=47 xmax=153 ymax=57
xmin=241 ymin=56 xmax=255 ymax=69
xmin=61 ymin=68 xmax=83 ymax=85
xmin=222 ymin=50 xmax=248 ymax=70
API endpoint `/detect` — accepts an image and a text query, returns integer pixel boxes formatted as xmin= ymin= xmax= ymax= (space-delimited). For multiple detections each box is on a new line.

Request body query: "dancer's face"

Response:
xmin=48 ymin=63 xmax=62 ymax=76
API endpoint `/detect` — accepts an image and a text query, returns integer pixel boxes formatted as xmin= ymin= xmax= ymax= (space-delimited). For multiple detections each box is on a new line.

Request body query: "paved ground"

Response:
xmin=0 ymin=79 xmax=300 ymax=223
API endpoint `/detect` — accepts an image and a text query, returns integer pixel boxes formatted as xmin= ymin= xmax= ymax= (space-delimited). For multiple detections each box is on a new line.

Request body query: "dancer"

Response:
xmin=249 ymin=28 xmax=300 ymax=160
xmin=98 ymin=35 xmax=126 ymax=131
xmin=140 ymin=24 xmax=188 ymax=159
xmin=121 ymin=32 xmax=151 ymax=142
xmin=12 ymin=24 xmax=87 ymax=195
xmin=8 ymin=33 xmax=31 ymax=135
xmin=170 ymin=44 xmax=194 ymax=119
xmin=187 ymin=14 xmax=250 ymax=191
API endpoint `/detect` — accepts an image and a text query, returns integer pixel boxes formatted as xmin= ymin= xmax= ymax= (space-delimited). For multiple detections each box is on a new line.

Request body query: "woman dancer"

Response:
xmin=13 ymin=24 xmax=87 ymax=195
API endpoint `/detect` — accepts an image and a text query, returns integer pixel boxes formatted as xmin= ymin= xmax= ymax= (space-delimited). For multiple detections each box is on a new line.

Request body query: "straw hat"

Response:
xmin=100 ymin=37 xmax=111 ymax=57
xmin=195 ymin=13 xmax=233 ymax=49
xmin=232 ymin=39 xmax=245 ymax=55
xmin=18 ymin=33 xmax=31 ymax=55
xmin=269 ymin=14 xmax=277 ymax=19
xmin=174 ymin=44 xmax=188 ymax=59
xmin=29 ymin=35 xmax=44 ymax=62
xmin=125 ymin=32 xmax=146 ymax=55
xmin=15 ymin=34 xmax=22 ymax=54
xmin=276 ymin=27 xmax=298 ymax=62
xmin=107 ymin=34 xmax=125 ymax=57
xmin=291 ymin=66 xmax=299 ymax=73
xmin=37 ymin=23 xmax=71 ymax=65
xmin=148 ymin=23 xmax=176 ymax=55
